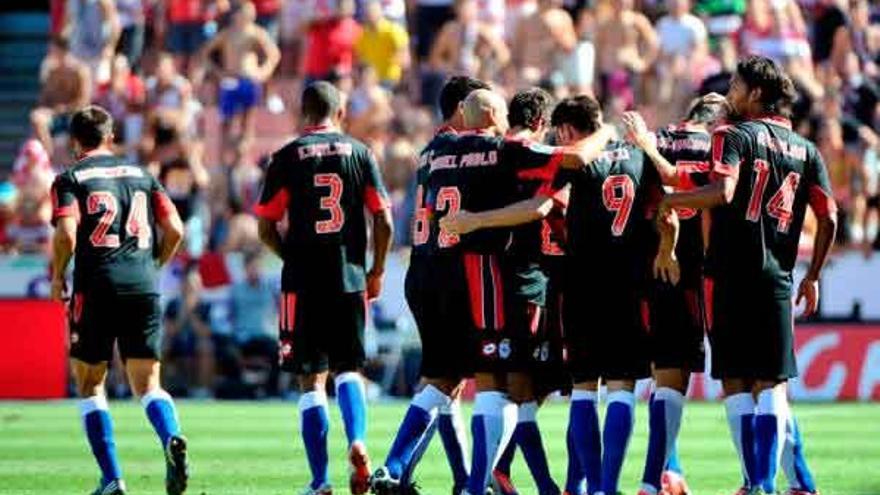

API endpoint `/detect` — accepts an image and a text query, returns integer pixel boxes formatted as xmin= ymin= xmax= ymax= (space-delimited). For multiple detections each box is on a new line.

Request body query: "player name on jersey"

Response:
xmin=421 ymin=150 xmax=500 ymax=171
xmin=657 ymin=135 xmax=711 ymax=153
xmin=756 ymin=131 xmax=807 ymax=161
xmin=297 ymin=141 xmax=355 ymax=159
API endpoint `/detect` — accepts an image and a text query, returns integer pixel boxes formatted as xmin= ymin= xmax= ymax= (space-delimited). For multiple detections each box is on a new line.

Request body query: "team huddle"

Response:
xmin=50 ymin=55 xmax=836 ymax=495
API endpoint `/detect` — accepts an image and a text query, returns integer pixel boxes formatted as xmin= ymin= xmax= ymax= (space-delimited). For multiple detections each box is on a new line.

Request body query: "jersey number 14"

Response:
xmin=746 ymin=159 xmax=801 ymax=233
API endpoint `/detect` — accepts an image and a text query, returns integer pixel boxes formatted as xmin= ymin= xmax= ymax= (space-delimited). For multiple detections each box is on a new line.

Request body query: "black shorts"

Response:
xmin=649 ymin=278 xmax=706 ymax=372
xmin=279 ymin=290 xmax=366 ymax=375
xmin=563 ymin=281 xmax=652 ymax=383
xmin=69 ymin=292 xmax=161 ymax=364
xmin=530 ymin=271 xmax=571 ymax=396
xmin=406 ymin=256 xmax=476 ymax=381
xmin=708 ymin=275 xmax=797 ymax=381
xmin=415 ymin=4 xmax=455 ymax=59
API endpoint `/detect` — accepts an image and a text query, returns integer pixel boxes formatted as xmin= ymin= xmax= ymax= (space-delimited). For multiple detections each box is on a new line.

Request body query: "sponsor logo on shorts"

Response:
xmin=482 ymin=341 xmax=497 ymax=357
xmin=70 ymin=332 xmax=79 ymax=345
xmin=499 ymin=339 xmax=511 ymax=360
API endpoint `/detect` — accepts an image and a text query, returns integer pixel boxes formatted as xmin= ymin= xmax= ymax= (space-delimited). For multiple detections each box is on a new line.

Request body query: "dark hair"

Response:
xmin=69 ymin=106 xmax=114 ymax=150
xmin=438 ymin=76 xmax=490 ymax=121
xmin=301 ymin=81 xmax=341 ymax=122
xmin=509 ymin=88 xmax=554 ymax=130
xmin=736 ymin=56 xmax=797 ymax=115
xmin=685 ymin=100 xmax=724 ymax=125
xmin=50 ymin=34 xmax=69 ymax=51
xmin=551 ymin=95 xmax=602 ymax=134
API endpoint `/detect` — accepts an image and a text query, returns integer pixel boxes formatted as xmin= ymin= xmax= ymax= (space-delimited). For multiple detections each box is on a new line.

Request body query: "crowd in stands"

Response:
xmin=2 ymin=0 xmax=880 ymax=397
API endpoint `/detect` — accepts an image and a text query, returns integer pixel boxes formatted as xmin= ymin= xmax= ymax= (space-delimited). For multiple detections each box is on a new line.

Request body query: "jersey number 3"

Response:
xmin=746 ymin=159 xmax=801 ymax=233
xmin=314 ymin=173 xmax=345 ymax=234
xmin=602 ymin=175 xmax=635 ymax=236
xmin=87 ymin=191 xmax=151 ymax=249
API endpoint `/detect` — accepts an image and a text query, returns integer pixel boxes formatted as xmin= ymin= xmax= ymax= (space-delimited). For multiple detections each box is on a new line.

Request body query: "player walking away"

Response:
xmin=371 ymin=76 xmax=490 ymax=495
xmin=50 ymin=106 xmax=188 ymax=495
xmin=621 ymin=98 xmax=723 ymax=495
xmin=659 ymin=56 xmax=835 ymax=495
xmin=255 ymin=82 xmax=394 ymax=495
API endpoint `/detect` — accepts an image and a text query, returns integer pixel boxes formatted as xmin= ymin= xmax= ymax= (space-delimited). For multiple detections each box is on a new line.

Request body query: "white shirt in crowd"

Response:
xmin=656 ymin=13 xmax=707 ymax=57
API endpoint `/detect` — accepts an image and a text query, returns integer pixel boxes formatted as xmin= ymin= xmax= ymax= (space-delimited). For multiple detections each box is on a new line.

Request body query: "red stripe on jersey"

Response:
xmin=528 ymin=304 xmax=541 ymax=335
xmin=489 ymin=255 xmax=505 ymax=330
xmin=253 ymin=188 xmax=290 ymax=221
xmin=640 ymin=299 xmax=651 ymax=334
xmin=677 ymin=168 xmax=697 ymax=190
xmin=52 ymin=203 xmax=80 ymax=225
xmin=517 ymin=149 xmax=564 ymax=185
xmin=808 ymin=185 xmax=838 ymax=218
xmin=464 ymin=254 xmax=486 ymax=329
xmin=551 ymin=186 xmax=570 ymax=209
xmin=286 ymin=293 xmax=297 ymax=333
xmin=710 ymin=129 xmax=740 ymax=180
xmin=704 ymin=277 xmax=714 ymax=332
xmin=711 ymin=163 xmax=739 ymax=179
xmin=152 ymin=191 xmax=178 ymax=221
xmin=279 ymin=294 xmax=287 ymax=330
xmin=72 ymin=293 xmax=84 ymax=323
xmin=364 ymin=186 xmax=390 ymax=213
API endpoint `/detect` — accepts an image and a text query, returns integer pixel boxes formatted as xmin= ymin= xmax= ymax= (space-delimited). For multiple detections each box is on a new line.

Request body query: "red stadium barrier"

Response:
xmin=687 ymin=325 xmax=880 ymax=401
xmin=0 ymin=299 xmax=67 ymax=399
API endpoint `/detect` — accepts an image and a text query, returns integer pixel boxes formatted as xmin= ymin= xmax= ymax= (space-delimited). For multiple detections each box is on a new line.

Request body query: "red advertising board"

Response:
xmin=687 ymin=325 xmax=880 ymax=401
xmin=0 ymin=299 xmax=67 ymax=399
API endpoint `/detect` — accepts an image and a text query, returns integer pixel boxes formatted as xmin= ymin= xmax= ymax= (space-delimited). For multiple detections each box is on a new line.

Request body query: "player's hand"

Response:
xmin=654 ymin=251 xmax=681 ymax=286
xmin=796 ymin=277 xmax=819 ymax=318
xmin=50 ymin=278 xmax=66 ymax=303
xmin=622 ymin=112 xmax=650 ymax=149
xmin=440 ymin=210 xmax=479 ymax=235
xmin=366 ymin=269 xmax=384 ymax=302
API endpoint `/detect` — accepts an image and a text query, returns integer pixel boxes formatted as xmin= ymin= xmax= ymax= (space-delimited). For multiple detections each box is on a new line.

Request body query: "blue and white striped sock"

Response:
xmin=439 ymin=399 xmax=471 ymax=487
xmin=335 ymin=372 xmax=367 ymax=446
xmin=725 ymin=393 xmax=758 ymax=488
xmin=467 ymin=392 xmax=517 ymax=495
xmin=141 ymin=388 xmax=181 ymax=448
xmin=299 ymin=391 xmax=330 ymax=490
xmin=80 ymin=396 xmax=123 ymax=484
xmin=601 ymin=390 xmax=636 ymax=495
xmin=641 ymin=388 xmax=684 ymax=494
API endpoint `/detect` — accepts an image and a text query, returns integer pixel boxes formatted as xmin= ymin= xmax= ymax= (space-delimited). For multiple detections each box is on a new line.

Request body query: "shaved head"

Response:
xmin=462 ymin=89 xmax=508 ymax=133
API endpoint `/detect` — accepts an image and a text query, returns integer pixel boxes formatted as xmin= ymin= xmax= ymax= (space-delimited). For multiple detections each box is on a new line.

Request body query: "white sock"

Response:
xmin=518 ymin=401 xmax=539 ymax=424
xmin=473 ymin=391 xmax=518 ymax=484
xmin=756 ymin=388 xmax=787 ymax=472
xmin=655 ymin=387 xmax=685 ymax=465
xmin=411 ymin=384 xmax=451 ymax=416
xmin=725 ymin=392 xmax=756 ymax=482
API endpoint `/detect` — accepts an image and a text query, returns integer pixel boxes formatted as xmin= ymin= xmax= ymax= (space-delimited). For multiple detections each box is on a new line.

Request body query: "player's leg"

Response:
xmin=466 ymin=372 xmax=518 ymax=495
xmin=600 ymin=379 xmax=637 ymax=495
xmin=73 ymin=359 xmax=126 ymax=495
xmin=281 ymin=291 xmax=332 ymax=494
xmin=329 ymin=292 xmax=373 ymax=495
xmin=438 ymin=384 xmax=471 ymax=492
xmin=568 ymin=380 xmax=601 ymax=495
xmin=780 ymin=402 xmax=818 ymax=495
xmin=723 ymin=379 xmax=759 ymax=492
xmin=640 ymin=368 xmax=689 ymax=495
xmin=119 ymin=294 xmax=188 ymax=495
xmin=503 ymin=369 xmax=559 ymax=494
xmin=564 ymin=425 xmax=587 ymax=495
xmin=127 ymin=359 xmax=188 ymax=495
xmin=752 ymin=381 xmax=788 ymax=494
xmin=70 ymin=292 xmax=126 ymax=495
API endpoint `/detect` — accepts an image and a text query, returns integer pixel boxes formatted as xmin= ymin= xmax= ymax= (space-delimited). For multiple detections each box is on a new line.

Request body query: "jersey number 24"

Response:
xmin=87 ymin=191 xmax=151 ymax=249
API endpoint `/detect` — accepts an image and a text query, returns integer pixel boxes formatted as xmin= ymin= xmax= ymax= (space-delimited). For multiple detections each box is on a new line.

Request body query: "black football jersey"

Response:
xmin=255 ymin=127 xmax=390 ymax=293
xmin=51 ymin=154 xmax=177 ymax=295
xmin=706 ymin=117 xmax=836 ymax=287
xmin=655 ymin=125 xmax=712 ymax=281
xmin=559 ymin=140 xmax=662 ymax=288
xmin=411 ymin=131 xmax=562 ymax=257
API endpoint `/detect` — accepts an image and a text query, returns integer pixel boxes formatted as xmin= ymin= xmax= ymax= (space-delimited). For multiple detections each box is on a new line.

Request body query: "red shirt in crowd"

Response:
xmin=250 ymin=0 xmax=281 ymax=16
xmin=168 ymin=0 xmax=204 ymax=24
xmin=304 ymin=17 xmax=362 ymax=78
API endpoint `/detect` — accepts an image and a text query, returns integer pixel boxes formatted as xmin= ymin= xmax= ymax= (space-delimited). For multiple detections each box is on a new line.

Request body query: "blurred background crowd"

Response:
xmin=0 ymin=0 xmax=879 ymax=399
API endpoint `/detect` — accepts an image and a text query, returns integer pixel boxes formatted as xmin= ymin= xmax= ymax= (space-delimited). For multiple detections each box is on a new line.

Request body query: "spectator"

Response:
xmin=302 ymin=0 xmax=362 ymax=87
xmin=95 ymin=54 xmax=146 ymax=159
xmin=63 ymin=0 xmax=121 ymax=84
xmin=412 ymin=0 xmax=455 ymax=62
xmin=355 ymin=0 xmax=411 ymax=88
xmin=116 ymin=0 xmax=146 ymax=71
xmin=197 ymin=2 xmax=281 ymax=148
xmin=654 ymin=0 xmax=710 ymax=122
xmin=145 ymin=52 xmax=196 ymax=138
xmin=219 ymin=197 xmax=262 ymax=253
xmin=249 ymin=0 xmax=282 ymax=40
xmin=511 ymin=0 xmax=582 ymax=91
xmin=347 ymin=67 xmax=394 ymax=145
xmin=8 ymin=195 xmax=52 ymax=255
xmin=159 ymin=150 xmax=210 ymax=257
xmin=429 ymin=0 xmax=510 ymax=81
xmin=0 ymin=183 xmax=18 ymax=254
xmin=164 ymin=0 xmax=212 ymax=72
xmin=229 ymin=252 xmax=279 ymax=396
xmin=594 ymin=0 xmax=659 ymax=110
xmin=163 ymin=266 xmax=216 ymax=398
xmin=31 ymin=36 xmax=92 ymax=157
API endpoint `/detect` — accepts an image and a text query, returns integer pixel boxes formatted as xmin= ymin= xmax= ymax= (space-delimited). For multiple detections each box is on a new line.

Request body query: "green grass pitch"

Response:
xmin=1 ymin=401 xmax=878 ymax=495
